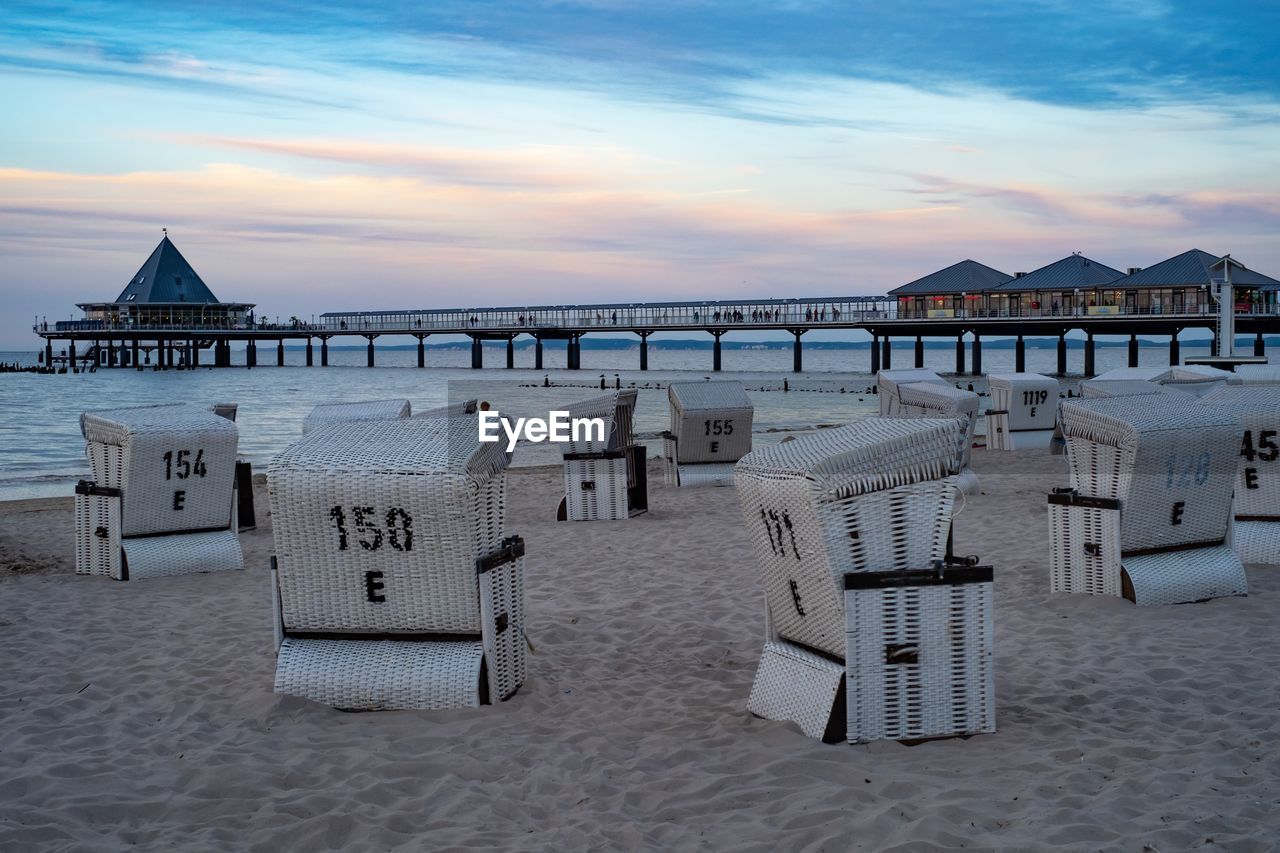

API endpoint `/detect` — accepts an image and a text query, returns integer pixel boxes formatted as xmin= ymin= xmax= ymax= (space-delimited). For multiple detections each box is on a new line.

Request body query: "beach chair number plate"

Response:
xmin=328 ymin=505 xmax=414 ymax=552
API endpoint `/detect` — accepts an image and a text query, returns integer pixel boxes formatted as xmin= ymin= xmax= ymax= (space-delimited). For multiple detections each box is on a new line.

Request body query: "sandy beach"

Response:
xmin=1 ymin=449 xmax=1278 ymax=851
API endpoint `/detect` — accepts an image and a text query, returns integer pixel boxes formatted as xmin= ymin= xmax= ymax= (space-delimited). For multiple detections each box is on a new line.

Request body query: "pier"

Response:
xmin=32 ymin=240 xmax=1280 ymax=376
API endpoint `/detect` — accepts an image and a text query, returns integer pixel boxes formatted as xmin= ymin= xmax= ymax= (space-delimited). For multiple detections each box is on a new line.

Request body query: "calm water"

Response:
xmin=0 ymin=342 xmax=1215 ymax=500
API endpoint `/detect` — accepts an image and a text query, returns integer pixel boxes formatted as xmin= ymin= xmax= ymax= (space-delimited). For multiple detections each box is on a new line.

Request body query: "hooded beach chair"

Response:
xmin=878 ymin=371 xmax=980 ymax=493
xmin=1048 ymin=396 xmax=1246 ymax=604
xmin=557 ymin=389 xmax=647 ymax=521
xmin=1200 ymin=385 xmax=1280 ymax=564
xmin=268 ymin=415 xmax=525 ymax=710
xmin=984 ymin=373 xmax=1058 ymax=450
xmin=662 ymin=381 xmax=753 ymax=486
xmin=301 ymin=398 xmax=411 ymax=434
xmin=735 ymin=418 xmax=994 ymax=744
xmin=75 ymin=403 xmax=244 ymax=580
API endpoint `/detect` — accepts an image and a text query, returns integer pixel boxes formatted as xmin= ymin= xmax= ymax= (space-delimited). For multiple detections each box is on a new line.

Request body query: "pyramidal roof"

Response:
xmin=1109 ymin=249 xmax=1280 ymax=289
xmin=114 ymin=236 xmax=222 ymax=304
xmin=990 ymin=254 xmax=1125 ymax=292
xmin=888 ymin=259 xmax=1013 ymax=296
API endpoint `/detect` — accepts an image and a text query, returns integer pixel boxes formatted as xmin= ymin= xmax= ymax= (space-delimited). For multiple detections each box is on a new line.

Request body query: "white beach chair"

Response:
xmin=301 ymin=399 xmax=411 ymax=434
xmin=736 ymin=419 xmax=994 ymax=744
xmin=1048 ymin=397 xmax=1246 ymax=605
xmin=1200 ymin=386 xmax=1280 ymax=564
xmin=413 ymin=399 xmax=479 ymax=419
xmin=984 ymin=373 xmax=1058 ymax=450
xmin=268 ymin=415 xmax=525 ymax=710
xmin=558 ymin=390 xmax=647 ymax=521
xmin=1089 ymin=366 xmax=1238 ymax=399
xmin=876 ymin=368 xmax=949 ymax=417
xmin=1234 ymin=364 xmax=1280 ymax=384
xmin=879 ymin=374 xmax=980 ymax=493
xmin=663 ymin=381 xmax=753 ymax=486
xmin=75 ymin=403 xmax=244 ymax=580
xmin=1078 ymin=379 xmax=1191 ymax=399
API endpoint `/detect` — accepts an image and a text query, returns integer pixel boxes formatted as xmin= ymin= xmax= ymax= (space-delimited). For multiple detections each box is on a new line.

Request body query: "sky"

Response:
xmin=2 ymin=0 xmax=1279 ymax=348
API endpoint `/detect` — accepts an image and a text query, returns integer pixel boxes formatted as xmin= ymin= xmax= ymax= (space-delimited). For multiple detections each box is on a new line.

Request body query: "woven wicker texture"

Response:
xmin=75 ymin=492 xmax=121 ymax=577
xmin=1047 ymin=501 xmax=1123 ymax=597
xmin=1122 ymin=546 xmax=1247 ymax=605
xmin=81 ymin=404 xmax=239 ymax=537
xmin=987 ymin=373 xmax=1058 ymax=432
xmin=413 ymin=399 xmax=478 ymax=419
xmin=735 ymin=420 xmax=960 ymax=658
xmin=302 ymin=399 xmax=411 ymax=434
xmin=479 ymin=556 xmax=527 ymax=701
xmin=747 ymin=640 xmax=844 ymax=740
xmin=1232 ymin=521 xmax=1280 ymax=564
xmin=274 ymin=637 xmax=485 ymax=710
xmin=122 ymin=529 xmax=245 ymax=579
xmin=888 ymin=383 xmax=979 ymax=473
xmin=845 ymin=577 xmax=995 ymax=743
xmin=563 ymin=456 xmax=630 ymax=521
xmin=667 ymin=381 xmax=754 ymax=463
xmin=562 ymin=389 xmax=638 ymax=454
xmin=1235 ymin=364 xmax=1280 ymax=385
xmin=675 ymin=463 xmax=737 ymax=487
xmin=269 ymin=416 xmax=512 ymax=633
xmin=876 ymin=369 xmax=949 ymax=417
xmin=1059 ymin=397 xmax=1240 ymax=552
xmin=1079 ymin=380 xmax=1190 ymax=399
xmin=1200 ymin=386 xmax=1280 ymax=520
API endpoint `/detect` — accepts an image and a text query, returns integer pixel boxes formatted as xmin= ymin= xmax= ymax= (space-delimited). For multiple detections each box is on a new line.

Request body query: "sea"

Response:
xmin=0 ymin=342 xmax=1217 ymax=500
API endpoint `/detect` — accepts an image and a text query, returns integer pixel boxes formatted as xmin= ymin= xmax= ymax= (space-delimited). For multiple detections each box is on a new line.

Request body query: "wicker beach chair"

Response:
xmin=985 ymin=373 xmax=1058 ymax=451
xmin=268 ymin=415 xmax=525 ymax=710
xmin=1078 ymin=379 xmax=1191 ymax=399
xmin=663 ymin=381 xmax=753 ymax=486
xmin=558 ymin=389 xmax=647 ymax=521
xmin=302 ymin=399 xmax=411 ymax=434
xmin=207 ymin=402 xmax=257 ymax=530
xmin=1200 ymin=386 xmax=1280 ymax=564
xmin=1048 ymin=397 xmax=1247 ymax=605
xmin=876 ymin=368 xmax=949 ymax=418
xmin=736 ymin=419 xmax=994 ymax=744
xmin=1234 ymin=364 xmax=1280 ymax=384
xmin=881 ymin=377 xmax=980 ymax=493
xmin=413 ymin=399 xmax=479 ymax=419
xmin=75 ymin=403 xmax=244 ymax=580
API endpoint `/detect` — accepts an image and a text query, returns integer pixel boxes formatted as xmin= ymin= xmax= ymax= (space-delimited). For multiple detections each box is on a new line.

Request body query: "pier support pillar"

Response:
xmin=306 ymin=338 xmax=314 ymax=367
xmin=971 ymin=334 xmax=982 ymax=376
xmin=93 ymin=341 xmax=102 ymax=369
xmin=1015 ymin=336 xmax=1026 ymax=373
xmin=914 ymin=336 xmax=924 ymax=369
xmin=1212 ymin=333 xmax=1220 ymax=358
xmin=44 ymin=340 xmax=53 ymax=368
xmin=535 ymin=337 xmax=544 ymax=370
xmin=278 ymin=340 xmax=286 ymax=367
xmin=69 ymin=340 xmax=77 ymax=373
xmin=1257 ymin=331 xmax=1266 ymax=357
xmin=566 ymin=336 xmax=576 ymax=370
xmin=246 ymin=340 xmax=257 ymax=369
xmin=571 ymin=335 xmax=582 ymax=370
xmin=191 ymin=345 xmax=199 ymax=368
xmin=793 ymin=330 xmax=804 ymax=373
xmin=415 ymin=335 xmax=425 ymax=368
xmin=880 ymin=335 xmax=891 ymax=371
xmin=321 ymin=338 xmax=329 ymax=367
xmin=638 ymin=331 xmax=649 ymax=371
xmin=1057 ymin=334 xmax=1067 ymax=375
xmin=367 ymin=336 xmax=376 ymax=368
xmin=506 ymin=336 xmax=515 ymax=369
xmin=470 ymin=336 xmax=483 ymax=369
xmin=1084 ymin=333 xmax=1096 ymax=377
xmin=870 ymin=334 xmax=880 ymax=374
xmin=1128 ymin=334 xmax=1139 ymax=368
xmin=955 ymin=335 xmax=965 ymax=375
xmin=712 ymin=330 xmax=723 ymax=372
xmin=1169 ymin=330 xmax=1180 ymax=366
